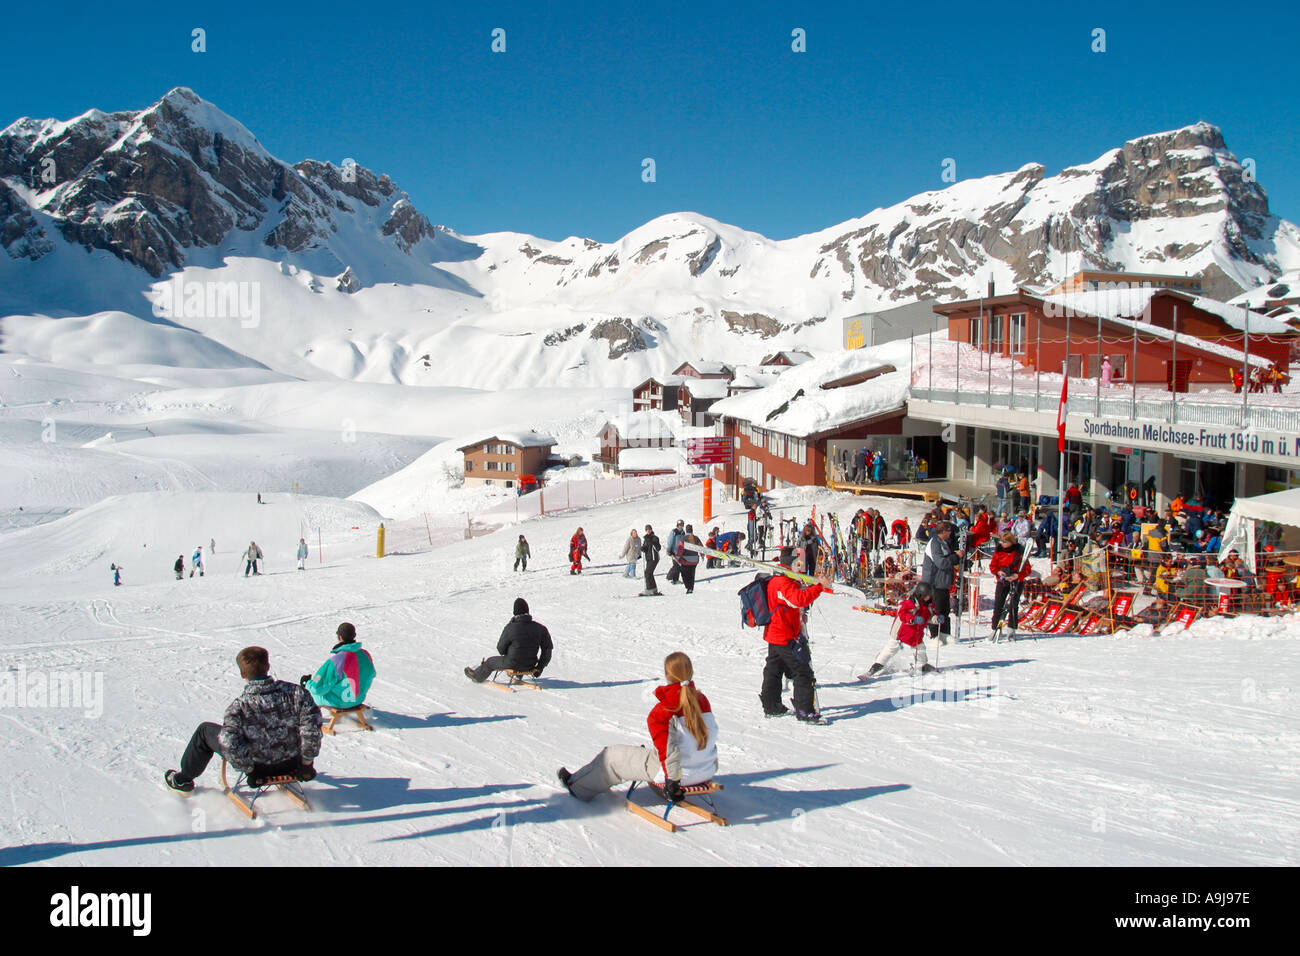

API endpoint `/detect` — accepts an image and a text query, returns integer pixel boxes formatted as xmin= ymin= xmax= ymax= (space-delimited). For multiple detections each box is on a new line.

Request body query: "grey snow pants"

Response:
xmin=567 ymin=745 xmax=659 ymax=801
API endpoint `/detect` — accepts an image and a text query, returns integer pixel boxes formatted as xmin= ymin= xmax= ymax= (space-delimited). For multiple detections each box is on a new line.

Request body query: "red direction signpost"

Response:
xmin=685 ymin=437 xmax=733 ymax=465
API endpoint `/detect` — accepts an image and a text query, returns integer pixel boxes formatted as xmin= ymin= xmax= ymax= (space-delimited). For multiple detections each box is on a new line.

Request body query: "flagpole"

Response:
xmin=1057 ymin=360 xmax=1068 ymax=558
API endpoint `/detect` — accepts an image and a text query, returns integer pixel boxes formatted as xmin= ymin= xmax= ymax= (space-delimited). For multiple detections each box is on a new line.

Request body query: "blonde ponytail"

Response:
xmin=664 ymin=651 xmax=709 ymax=751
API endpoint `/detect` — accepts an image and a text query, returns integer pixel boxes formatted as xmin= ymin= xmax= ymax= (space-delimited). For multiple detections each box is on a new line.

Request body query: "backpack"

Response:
xmin=738 ymin=573 xmax=775 ymax=628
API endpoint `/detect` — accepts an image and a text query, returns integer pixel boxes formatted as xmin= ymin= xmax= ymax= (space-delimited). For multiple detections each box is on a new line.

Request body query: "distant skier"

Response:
xmin=676 ymin=525 xmax=702 ymax=595
xmin=245 ymin=541 xmax=264 ymax=576
xmin=862 ymin=583 xmax=938 ymax=678
xmin=640 ymin=524 xmax=662 ymax=596
xmin=514 ymin=534 xmax=531 ymax=572
xmin=664 ymin=519 xmax=686 ymax=585
xmin=296 ymin=537 xmax=308 ymax=570
xmin=746 ymin=509 xmax=758 ymax=557
xmin=111 ymin=563 xmax=122 ymax=586
xmin=174 ymin=556 xmax=185 ymax=580
xmin=569 ymin=528 xmax=589 ymax=574
xmin=191 ymin=545 xmax=204 ymax=577
xmin=759 ymin=546 xmax=832 ymax=721
xmin=210 ymin=538 xmax=216 ymax=554
xmin=619 ymin=529 xmax=640 ymax=578
xmin=257 ymin=492 xmax=263 ymax=505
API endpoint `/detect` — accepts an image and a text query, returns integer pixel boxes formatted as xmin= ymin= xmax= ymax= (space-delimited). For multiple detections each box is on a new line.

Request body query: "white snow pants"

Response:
xmin=568 ymin=745 xmax=659 ymax=802
xmin=873 ymin=636 xmax=928 ymax=668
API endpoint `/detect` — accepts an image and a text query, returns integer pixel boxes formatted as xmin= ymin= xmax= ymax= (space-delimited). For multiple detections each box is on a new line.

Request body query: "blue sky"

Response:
xmin=6 ymin=0 xmax=1298 ymax=242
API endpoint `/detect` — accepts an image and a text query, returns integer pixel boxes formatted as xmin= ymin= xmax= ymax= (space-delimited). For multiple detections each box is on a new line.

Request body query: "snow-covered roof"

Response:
xmin=458 ymin=430 xmax=556 ymax=451
xmin=675 ymin=361 xmax=733 ymax=376
xmin=710 ymin=341 xmax=911 ymax=438
xmin=762 ymin=350 xmax=814 ymax=365
xmin=597 ymin=411 xmax=680 ymax=441
xmin=634 ymin=375 xmax=685 ymax=390
xmin=618 ymin=447 xmax=682 ymax=472
xmin=680 ymin=378 xmax=730 ymax=399
xmin=1191 ymin=296 xmax=1292 ymax=335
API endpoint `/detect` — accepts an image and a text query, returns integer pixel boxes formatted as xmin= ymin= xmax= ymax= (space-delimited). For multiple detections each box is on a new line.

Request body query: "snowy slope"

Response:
xmin=0 ymin=484 xmax=1295 ymax=866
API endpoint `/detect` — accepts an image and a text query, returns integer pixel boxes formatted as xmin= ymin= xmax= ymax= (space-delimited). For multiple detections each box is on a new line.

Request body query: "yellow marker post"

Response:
xmin=377 ymin=523 xmax=386 ymax=558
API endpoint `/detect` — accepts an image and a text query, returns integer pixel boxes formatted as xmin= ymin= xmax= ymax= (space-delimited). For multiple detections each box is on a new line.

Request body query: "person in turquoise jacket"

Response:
xmin=302 ymin=622 xmax=375 ymax=709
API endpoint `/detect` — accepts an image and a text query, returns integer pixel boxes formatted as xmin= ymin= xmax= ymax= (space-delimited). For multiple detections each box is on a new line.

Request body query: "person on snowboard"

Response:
xmin=164 ymin=646 xmax=322 ymax=793
xmin=759 ymin=546 xmax=833 ymax=722
xmin=514 ymin=534 xmax=531 ymax=572
xmin=640 ymin=525 xmax=662 ymax=596
xmin=464 ymin=598 xmax=553 ymax=682
xmin=569 ymin=528 xmax=589 ymax=574
xmin=244 ymin=541 xmax=263 ymax=576
xmin=558 ymin=651 xmax=716 ymax=802
xmin=303 ymin=622 xmax=376 ymax=709
xmin=862 ymin=583 xmax=938 ymax=677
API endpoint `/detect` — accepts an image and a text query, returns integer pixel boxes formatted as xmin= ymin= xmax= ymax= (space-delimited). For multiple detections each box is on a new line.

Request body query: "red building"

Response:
xmin=632 ymin=375 xmax=683 ymax=412
xmin=933 ymin=287 xmax=1292 ymax=389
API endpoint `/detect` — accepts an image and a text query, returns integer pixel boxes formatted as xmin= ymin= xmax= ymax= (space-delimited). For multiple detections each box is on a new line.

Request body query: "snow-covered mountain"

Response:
xmin=3 ymin=88 xmax=1298 ymax=388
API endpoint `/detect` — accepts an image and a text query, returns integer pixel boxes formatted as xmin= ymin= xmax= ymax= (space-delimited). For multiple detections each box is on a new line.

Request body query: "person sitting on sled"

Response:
xmin=164 ymin=646 xmax=322 ymax=793
xmin=863 ymin=583 xmax=938 ymax=678
xmin=557 ymin=651 xmax=716 ymax=802
xmin=464 ymin=598 xmax=553 ymax=683
xmin=303 ymin=622 xmax=376 ymax=710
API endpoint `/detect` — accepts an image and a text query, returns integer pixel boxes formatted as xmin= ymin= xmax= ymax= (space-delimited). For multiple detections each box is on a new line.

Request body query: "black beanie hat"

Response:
xmin=336 ymin=622 xmax=356 ymax=642
xmin=513 ymin=597 xmax=529 ymax=616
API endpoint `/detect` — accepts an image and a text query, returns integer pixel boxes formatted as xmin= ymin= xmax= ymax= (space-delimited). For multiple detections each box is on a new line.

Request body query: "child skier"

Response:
xmin=569 ymin=528 xmax=589 ymax=574
xmin=296 ymin=537 xmax=309 ymax=571
xmin=861 ymin=583 xmax=938 ymax=678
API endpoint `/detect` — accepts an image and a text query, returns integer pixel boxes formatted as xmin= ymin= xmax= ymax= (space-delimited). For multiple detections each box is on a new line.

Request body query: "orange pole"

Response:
xmin=703 ymin=477 xmax=713 ymax=523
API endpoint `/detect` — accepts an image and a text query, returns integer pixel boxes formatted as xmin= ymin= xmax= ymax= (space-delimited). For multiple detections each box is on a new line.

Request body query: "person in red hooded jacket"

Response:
xmin=558 ymin=652 xmax=717 ymax=802
xmin=759 ymin=546 xmax=833 ymax=721
xmin=988 ymin=531 xmax=1031 ymax=640
xmin=862 ymin=583 xmax=937 ymax=678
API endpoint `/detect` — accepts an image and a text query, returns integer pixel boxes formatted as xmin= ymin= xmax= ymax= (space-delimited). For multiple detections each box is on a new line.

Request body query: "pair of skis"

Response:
xmin=681 ymin=541 xmax=866 ymax=599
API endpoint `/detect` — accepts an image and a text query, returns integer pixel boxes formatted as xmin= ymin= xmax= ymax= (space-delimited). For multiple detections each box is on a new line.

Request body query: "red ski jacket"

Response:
xmin=895 ymin=597 xmax=933 ymax=647
xmin=647 ymin=681 xmax=714 ymax=778
xmin=989 ymin=544 xmax=1030 ymax=581
xmin=762 ymin=575 xmax=827 ymax=646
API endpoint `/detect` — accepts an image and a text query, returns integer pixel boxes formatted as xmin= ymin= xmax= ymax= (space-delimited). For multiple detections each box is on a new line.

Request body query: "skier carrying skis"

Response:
xmin=558 ymin=651 xmax=716 ymax=802
xmin=759 ymin=546 xmax=832 ymax=721
xmin=569 ymin=528 xmax=589 ymax=574
xmin=464 ymin=598 xmax=553 ymax=683
xmin=989 ymin=531 xmax=1031 ymax=642
xmin=514 ymin=534 xmax=531 ymax=572
xmin=164 ymin=646 xmax=321 ymax=793
xmin=863 ymin=582 xmax=938 ymax=677
xmin=296 ymin=537 xmax=309 ymax=571
xmin=244 ymin=541 xmax=264 ymax=576
xmin=640 ymin=525 xmax=663 ymax=596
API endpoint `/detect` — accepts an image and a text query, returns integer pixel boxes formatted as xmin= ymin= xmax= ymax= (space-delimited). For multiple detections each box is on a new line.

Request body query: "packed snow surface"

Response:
xmin=1 ymin=483 xmax=1296 ymax=866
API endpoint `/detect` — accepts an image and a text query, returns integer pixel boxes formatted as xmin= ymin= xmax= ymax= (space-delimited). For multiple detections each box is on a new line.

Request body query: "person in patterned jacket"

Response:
xmin=165 ymin=646 xmax=322 ymax=792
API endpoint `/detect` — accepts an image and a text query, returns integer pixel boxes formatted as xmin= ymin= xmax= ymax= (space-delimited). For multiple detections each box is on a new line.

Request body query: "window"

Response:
xmin=465 ymin=460 xmax=473 ymax=472
xmin=768 ymin=431 xmax=785 ymax=457
xmin=970 ymin=316 xmax=983 ymax=348
xmin=485 ymin=460 xmax=515 ymax=472
xmin=1010 ymin=313 xmax=1026 ymax=355
xmin=990 ymin=314 xmax=1004 ymax=352
xmin=1109 ymin=354 xmax=1127 ymax=382
xmin=787 ymin=436 xmax=806 ymax=465
xmin=991 ymin=430 xmax=1039 ymax=482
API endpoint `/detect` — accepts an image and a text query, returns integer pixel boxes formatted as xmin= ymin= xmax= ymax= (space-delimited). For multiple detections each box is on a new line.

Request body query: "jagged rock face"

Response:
xmin=589 ymin=318 xmax=646 ymax=359
xmin=336 ymin=266 xmax=361 ymax=293
xmin=0 ymin=88 xmax=440 ymax=277
xmin=0 ymin=181 xmax=52 ymax=260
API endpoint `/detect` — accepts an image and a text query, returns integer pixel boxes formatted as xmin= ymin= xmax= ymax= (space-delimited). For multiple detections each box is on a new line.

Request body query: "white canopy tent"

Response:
xmin=1219 ymin=487 xmax=1300 ymax=572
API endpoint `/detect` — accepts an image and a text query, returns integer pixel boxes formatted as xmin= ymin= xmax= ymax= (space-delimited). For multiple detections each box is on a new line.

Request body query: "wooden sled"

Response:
xmin=322 ymin=704 xmax=373 ymax=735
xmin=220 ymin=758 xmax=311 ymax=820
xmin=486 ymin=669 xmax=544 ymax=693
xmin=625 ymin=781 xmax=727 ymax=833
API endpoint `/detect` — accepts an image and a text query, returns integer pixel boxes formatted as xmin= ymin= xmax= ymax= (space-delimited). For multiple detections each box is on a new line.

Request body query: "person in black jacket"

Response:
xmin=464 ymin=598 xmax=554 ymax=682
xmin=641 ymin=524 xmax=662 ymax=595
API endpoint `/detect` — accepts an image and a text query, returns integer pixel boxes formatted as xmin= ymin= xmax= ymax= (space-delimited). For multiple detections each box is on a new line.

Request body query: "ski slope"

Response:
xmin=1 ymin=484 xmax=1296 ymax=867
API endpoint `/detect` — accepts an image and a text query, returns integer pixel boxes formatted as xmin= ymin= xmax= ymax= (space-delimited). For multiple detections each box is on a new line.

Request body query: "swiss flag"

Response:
xmin=1056 ymin=373 xmax=1068 ymax=453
